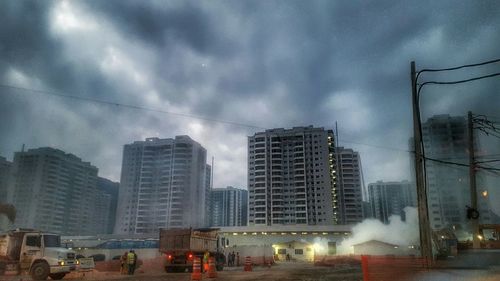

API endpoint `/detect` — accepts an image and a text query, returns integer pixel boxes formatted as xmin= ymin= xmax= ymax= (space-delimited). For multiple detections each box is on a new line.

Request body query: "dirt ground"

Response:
xmin=2 ymin=261 xmax=500 ymax=281
xmin=0 ymin=262 xmax=362 ymax=281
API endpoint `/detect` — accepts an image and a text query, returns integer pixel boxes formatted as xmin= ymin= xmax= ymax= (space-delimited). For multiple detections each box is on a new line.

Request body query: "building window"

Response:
xmin=295 ymin=249 xmax=303 ymax=255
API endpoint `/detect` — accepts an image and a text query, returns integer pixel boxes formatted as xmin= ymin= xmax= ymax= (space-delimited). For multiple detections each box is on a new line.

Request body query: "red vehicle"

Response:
xmin=159 ymin=228 xmax=225 ymax=273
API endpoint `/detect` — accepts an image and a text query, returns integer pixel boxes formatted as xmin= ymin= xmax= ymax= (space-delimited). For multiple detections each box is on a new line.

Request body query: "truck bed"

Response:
xmin=0 ymin=232 xmax=23 ymax=261
xmin=159 ymin=228 xmax=218 ymax=253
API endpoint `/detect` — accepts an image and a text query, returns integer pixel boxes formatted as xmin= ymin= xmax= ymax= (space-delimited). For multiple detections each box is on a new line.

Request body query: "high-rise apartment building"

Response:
xmin=9 ymin=148 xmax=108 ymax=235
xmin=115 ymin=136 xmax=209 ymax=235
xmin=247 ymin=126 xmax=338 ymax=226
xmin=368 ymin=180 xmax=414 ymax=224
xmin=0 ymin=156 xmax=13 ymax=231
xmin=336 ymin=147 xmax=364 ymax=224
xmin=0 ymin=156 xmax=12 ymax=203
xmin=422 ymin=115 xmax=493 ymax=230
xmin=210 ymin=186 xmax=248 ymax=227
xmin=97 ymin=177 xmax=119 ymax=234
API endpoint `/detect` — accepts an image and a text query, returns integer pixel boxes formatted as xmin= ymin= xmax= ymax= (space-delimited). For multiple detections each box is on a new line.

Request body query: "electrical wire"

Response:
xmin=0 ymin=84 xmax=267 ymax=130
xmin=2 ymin=81 xmax=500 ymax=173
xmin=424 ymin=157 xmax=469 ymax=168
xmin=481 ymin=168 xmax=500 ymax=178
xmin=424 ymin=156 xmax=500 ymax=171
xmin=0 ymin=83 xmax=428 ymax=154
xmin=417 ymin=72 xmax=500 ymax=101
xmin=337 ymin=139 xmax=410 ymax=153
xmin=416 ymin=58 xmax=500 ymax=81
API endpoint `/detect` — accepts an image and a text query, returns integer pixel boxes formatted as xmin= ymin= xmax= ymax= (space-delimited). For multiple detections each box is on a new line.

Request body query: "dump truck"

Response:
xmin=159 ymin=228 xmax=225 ymax=273
xmin=0 ymin=229 xmax=78 ymax=280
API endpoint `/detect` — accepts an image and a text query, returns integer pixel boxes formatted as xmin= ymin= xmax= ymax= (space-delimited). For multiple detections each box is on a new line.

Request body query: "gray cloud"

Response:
xmin=1 ymin=0 xmax=499 ymax=214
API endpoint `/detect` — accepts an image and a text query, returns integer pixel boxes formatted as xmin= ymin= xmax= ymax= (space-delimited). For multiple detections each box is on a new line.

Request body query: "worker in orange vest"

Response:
xmin=203 ymin=251 xmax=210 ymax=272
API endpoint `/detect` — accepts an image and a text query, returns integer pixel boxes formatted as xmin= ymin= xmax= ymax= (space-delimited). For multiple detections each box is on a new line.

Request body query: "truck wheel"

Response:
xmin=31 ymin=262 xmax=50 ymax=280
xmin=49 ymin=273 xmax=66 ymax=280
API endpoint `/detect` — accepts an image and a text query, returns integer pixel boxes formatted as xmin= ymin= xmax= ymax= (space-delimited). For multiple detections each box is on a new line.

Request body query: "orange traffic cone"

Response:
xmin=207 ymin=257 xmax=217 ymax=278
xmin=244 ymin=256 xmax=252 ymax=272
xmin=192 ymin=257 xmax=202 ymax=280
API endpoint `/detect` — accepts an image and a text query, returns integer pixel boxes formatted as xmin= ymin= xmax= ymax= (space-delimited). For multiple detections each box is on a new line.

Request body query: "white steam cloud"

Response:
xmin=338 ymin=207 xmax=420 ymax=254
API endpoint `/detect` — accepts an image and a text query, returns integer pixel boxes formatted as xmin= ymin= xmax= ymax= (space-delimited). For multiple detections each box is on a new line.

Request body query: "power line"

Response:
xmin=424 ymin=157 xmax=469 ymax=168
xmin=337 ymin=139 xmax=410 ymax=153
xmin=417 ymin=58 xmax=500 ymax=75
xmin=481 ymin=168 xmax=500 ymax=178
xmin=0 ymin=83 xmax=444 ymax=155
xmin=475 ymin=159 xmax=500 ymax=164
xmin=417 ymin=72 xmax=500 ymax=100
xmin=424 ymin=156 xmax=500 ymax=172
xmin=2 ymin=84 xmax=499 ymax=170
xmin=0 ymin=84 xmax=267 ymax=130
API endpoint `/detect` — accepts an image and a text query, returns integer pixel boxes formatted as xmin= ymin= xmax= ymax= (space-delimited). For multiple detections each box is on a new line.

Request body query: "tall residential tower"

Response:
xmin=115 ymin=136 xmax=210 ymax=235
xmin=335 ymin=147 xmax=364 ymax=224
xmin=210 ymin=186 xmax=248 ymax=227
xmin=422 ymin=115 xmax=493 ymax=230
xmin=8 ymin=148 xmax=108 ymax=235
xmin=368 ymin=180 xmax=414 ymax=224
xmin=247 ymin=126 xmax=338 ymax=226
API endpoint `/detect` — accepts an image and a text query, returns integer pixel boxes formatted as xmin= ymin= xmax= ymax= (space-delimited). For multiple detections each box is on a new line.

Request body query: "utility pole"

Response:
xmin=468 ymin=111 xmax=480 ymax=249
xmin=411 ymin=61 xmax=433 ymax=265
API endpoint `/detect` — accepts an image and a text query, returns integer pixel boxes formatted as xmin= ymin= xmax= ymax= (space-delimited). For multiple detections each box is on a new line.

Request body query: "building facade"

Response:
xmin=422 ymin=115 xmax=493 ymax=230
xmin=368 ymin=180 xmax=414 ymax=224
xmin=0 ymin=157 xmax=12 ymax=202
xmin=97 ymin=177 xmax=119 ymax=234
xmin=247 ymin=126 xmax=338 ymax=226
xmin=8 ymin=148 xmax=107 ymax=235
xmin=210 ymin=186 xmax=248 ymax=227
xmin=335 ymin=147 xmax=364 ymax=224
xmin=0 ymin=156 xmax=13 ymax=231
xmin=115 ymin=136 xmax=209 ymax=235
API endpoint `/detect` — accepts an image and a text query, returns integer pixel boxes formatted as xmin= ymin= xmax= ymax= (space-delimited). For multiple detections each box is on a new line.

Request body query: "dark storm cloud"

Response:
xmin=1 ymin=0 xmax=499 ymax=198
xmin=89 ymin=0 xmax=241 ymax=58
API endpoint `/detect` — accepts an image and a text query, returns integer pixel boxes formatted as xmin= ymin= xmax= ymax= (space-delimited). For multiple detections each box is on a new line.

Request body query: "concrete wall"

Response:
xmin=222 ymin=245 xmax=274 ymax=265
xmin=272 ymin=241 xmax=314 ymax=262
xmin=220 ymin=232 xmax=347 ymax=248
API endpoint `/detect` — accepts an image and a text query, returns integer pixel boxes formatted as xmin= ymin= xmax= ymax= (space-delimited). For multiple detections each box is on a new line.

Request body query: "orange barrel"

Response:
xmin=244 ymin=256 xmax=252 ymax=272
xmin=207 ymin=257 xmax=217 ymax=278
xmin=192 ymin=257 xmax=202 ymax=280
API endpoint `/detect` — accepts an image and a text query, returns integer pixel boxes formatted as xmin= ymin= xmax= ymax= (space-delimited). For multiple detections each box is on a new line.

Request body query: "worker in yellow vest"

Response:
xmin=127 ymin=250 xmax=138 ymax=275
xmin=203 ymin=251 xmax=210 ymax=272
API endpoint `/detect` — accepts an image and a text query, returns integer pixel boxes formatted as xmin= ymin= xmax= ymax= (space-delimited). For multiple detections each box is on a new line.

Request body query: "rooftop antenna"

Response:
xmin=211 ymin=156 xmax=214 ymax=190
xmin=335 ymin=122 xmax=339 ymax=148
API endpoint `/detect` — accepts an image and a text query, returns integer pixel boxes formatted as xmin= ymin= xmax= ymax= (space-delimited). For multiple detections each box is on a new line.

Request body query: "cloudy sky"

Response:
xmin=1 ymin=1 xmax=499 ymax=208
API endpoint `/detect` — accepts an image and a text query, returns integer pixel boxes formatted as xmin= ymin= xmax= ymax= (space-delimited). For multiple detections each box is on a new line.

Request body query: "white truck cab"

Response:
xmin=0 ymin=229 xmax=78 ymax=280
